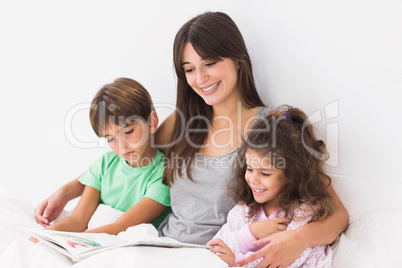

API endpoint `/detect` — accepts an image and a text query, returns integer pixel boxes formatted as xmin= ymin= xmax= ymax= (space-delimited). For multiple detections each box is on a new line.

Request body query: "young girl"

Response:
xmin=35 ymin=78 xmax=171 ymax=237
xmin=208 ymin=106 xmax=335 ymax=268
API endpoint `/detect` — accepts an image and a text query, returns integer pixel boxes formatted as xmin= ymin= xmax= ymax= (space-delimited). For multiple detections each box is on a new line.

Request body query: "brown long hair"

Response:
xmin=230 ymin=105 xmax=334 ymax=222
xmin=163 ymin=11 xmax=265 ymax=186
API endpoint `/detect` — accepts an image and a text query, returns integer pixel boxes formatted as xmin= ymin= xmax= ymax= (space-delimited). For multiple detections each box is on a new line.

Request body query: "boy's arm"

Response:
xmin=36 ymin=174 xmax=86 ymax=226
xmin=85 ymin=197 xmax=168 ymax=235
xmin=154 ymin=112 xmax=175 ymax=152
xmin=45 ymin=185 xmax=100 ymax=232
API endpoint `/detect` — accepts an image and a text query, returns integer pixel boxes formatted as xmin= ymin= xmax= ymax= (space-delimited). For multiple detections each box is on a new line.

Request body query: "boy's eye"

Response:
xmin=125 ymin=129 xmax=134 ymax=135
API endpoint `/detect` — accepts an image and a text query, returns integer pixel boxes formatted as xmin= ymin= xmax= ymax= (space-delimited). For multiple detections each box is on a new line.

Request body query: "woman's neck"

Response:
xmin=212 ymin=100 xmax=245 ymax=119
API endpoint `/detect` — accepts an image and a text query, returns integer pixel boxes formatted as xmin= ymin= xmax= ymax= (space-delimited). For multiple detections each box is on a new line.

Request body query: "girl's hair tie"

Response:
xmin=283 ymin=113 xmax=291 ymax=120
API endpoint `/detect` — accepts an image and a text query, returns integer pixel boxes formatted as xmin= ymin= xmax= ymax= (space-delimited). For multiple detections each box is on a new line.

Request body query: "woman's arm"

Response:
xmin=45 ymin=185 xmax=100 ymax=232
xmin=154 ymin=112 xmax=175 ymax=153
xmin=85 ymin=197 xmax=168 ymax=235
xmin=35 ymin=174 xmax=86 ymax=226
xmin=235 ymin=185 xmax=349 ymax=268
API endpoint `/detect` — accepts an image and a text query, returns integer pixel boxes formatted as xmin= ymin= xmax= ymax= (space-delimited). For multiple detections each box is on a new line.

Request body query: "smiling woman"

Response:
xmin=182 ymin=43 xmax=240 ymax=107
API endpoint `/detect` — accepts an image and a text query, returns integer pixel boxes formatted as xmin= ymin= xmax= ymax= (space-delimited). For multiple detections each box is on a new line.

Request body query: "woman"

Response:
xmin=36 ymin=12 xmax=348 ymax=267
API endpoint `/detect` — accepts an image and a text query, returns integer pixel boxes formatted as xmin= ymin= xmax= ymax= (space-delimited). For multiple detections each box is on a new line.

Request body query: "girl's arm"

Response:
xmin=235 ymin=184 xmax=349 ymax=268
xmin=35 ymin=174 xmax=86 ymax=226
xmin=45 ymin=185 xmax=100 ymax=232
xmin=85 ymin=197 xmax=168 ymax=235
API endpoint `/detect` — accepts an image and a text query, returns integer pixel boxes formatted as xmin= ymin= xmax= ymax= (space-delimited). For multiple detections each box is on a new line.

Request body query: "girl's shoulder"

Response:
xmin=228 ymin=204 xmax=265 ymax=223
xmin=228 ymin=203 xmax=252 ymax=218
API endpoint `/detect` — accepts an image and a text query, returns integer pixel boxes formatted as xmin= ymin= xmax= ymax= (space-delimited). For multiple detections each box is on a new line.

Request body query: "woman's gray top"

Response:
xmin=159 ymin=106 xmax=269 ymax=245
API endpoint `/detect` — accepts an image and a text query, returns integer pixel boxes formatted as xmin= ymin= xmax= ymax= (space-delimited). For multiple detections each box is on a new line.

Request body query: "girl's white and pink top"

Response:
xmin=213 ymin=204 xmax=332 ymax=268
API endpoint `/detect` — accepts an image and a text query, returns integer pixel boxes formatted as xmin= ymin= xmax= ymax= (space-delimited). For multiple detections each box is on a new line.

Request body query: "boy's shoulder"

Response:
xmin=99 ymin=150 xmax=120 ymax=164
xmin=150 ymin=149 xmax=165 ymax=168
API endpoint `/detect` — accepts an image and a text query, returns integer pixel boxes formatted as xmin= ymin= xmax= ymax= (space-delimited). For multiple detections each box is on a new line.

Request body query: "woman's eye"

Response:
xmin=261 ymin=172 xmax=271 ymax=177
xmin=184 ymin=68 xmax=194 ymax=73
xmin=205 ymin=62 xmax=216 ymax=67
xmin=246 ymin=167 xmax=253 ymax=172
xmin=107 ymin=138 xmax=115 ymax=143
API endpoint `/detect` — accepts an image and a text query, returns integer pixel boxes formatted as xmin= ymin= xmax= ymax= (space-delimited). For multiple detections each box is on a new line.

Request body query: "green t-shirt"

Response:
xmin=78 ymin=149 xmax=170 ymax=228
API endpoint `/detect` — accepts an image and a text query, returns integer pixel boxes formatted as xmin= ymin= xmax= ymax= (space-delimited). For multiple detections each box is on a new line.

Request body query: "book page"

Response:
xmin=26 ymin=229 xmax=125 ymax=256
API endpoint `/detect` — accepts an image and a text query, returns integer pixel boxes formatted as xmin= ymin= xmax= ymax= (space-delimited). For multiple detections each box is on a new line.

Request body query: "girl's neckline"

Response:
xmin=261 ymin=206 xmax=279 ymax=219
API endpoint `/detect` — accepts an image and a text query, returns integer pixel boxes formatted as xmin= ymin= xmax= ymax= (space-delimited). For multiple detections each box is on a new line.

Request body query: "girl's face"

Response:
xmin=102 ymin=112 xmax=157 ymax=168
xmin=245 ymin=149 xmax=284 ymax=215
xmin=182 ymin=42 xmax=241 ymax=107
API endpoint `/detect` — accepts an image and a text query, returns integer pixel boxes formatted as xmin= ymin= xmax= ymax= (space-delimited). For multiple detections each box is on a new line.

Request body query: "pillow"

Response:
xmin=332 ymin=208 xmax=402 ymax=267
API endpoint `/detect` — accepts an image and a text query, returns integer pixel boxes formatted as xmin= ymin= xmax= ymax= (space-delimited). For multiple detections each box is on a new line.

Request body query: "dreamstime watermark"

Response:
xmin=64 ymin=100 xmax=339 ymax=167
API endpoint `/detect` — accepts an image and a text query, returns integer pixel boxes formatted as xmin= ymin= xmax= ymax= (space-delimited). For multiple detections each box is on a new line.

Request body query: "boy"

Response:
xmin=40 ymin=78 xmax=170 ymax=235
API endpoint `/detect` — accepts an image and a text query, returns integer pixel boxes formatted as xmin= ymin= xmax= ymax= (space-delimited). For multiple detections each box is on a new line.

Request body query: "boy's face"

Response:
xmin=102 ymin=112 xmax=157 ymax=167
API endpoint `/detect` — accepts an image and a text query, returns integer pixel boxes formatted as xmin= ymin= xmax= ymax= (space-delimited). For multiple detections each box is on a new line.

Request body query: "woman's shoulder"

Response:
xmin=256 ymin=106 xmax=270 ymax=117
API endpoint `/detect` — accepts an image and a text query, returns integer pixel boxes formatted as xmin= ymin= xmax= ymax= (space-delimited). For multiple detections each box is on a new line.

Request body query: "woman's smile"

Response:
xmin=200 ymin=81 xmax=220 ymax=95
xmin=182 ymin=43 xmax=241 ymax=107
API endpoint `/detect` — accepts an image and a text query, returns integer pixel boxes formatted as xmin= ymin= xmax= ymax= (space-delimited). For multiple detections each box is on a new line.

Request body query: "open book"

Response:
xmin=25 ymin=224 xmax=211 ymax=261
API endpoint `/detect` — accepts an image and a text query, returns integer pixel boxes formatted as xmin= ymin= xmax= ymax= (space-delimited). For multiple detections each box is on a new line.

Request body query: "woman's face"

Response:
xmin=182 ymin=42 xmax=241 ymax=107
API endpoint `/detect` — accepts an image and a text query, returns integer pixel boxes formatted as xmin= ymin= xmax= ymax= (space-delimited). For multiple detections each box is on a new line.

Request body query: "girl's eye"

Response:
xmin=107 ymin=138 xmax=115 ymax=143
xmin=184 ymin=68 xmax=194 ymax=73
xmin=261 ymin=172 xmax=271 ymax=177
xmin=246 ymin=167 xmax=253 ymax=172
xmin=205 ymin=62 xmax=216 ymax=67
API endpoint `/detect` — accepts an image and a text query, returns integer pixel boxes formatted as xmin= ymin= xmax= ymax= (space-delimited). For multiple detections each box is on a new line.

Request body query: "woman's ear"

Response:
xmin=147 ymin=110 xmax=159 ymax=134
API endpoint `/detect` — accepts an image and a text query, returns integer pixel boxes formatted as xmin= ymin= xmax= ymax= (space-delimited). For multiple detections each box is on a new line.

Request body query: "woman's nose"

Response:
xmin=196 ymin=69 xmax=208 ymax=85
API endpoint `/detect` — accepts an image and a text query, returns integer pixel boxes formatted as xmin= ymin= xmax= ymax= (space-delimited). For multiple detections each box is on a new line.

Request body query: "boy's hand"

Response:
xmin=35 ymin=193 xmax=67 ymax=226
xmin=249 ymin=217 xmax=290 ymax=239
xmin=207 ymin=238 xmax=235 ymax=266
xmin=29 ymin=236 xmax=39 ymax=244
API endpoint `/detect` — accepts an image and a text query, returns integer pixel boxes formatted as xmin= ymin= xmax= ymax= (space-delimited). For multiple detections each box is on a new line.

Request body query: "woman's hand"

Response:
xmin=207 ymin=238 xmax=235 ymax=266
xmin=249 ymin=217 xmax=290 ymax=239
xmin=235 ymin=229 xmax=307 ymax=268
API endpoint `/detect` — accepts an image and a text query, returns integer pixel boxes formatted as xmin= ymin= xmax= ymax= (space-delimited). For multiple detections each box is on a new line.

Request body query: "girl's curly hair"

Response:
xmin=229 ymin=105 xmax=334 ymax=221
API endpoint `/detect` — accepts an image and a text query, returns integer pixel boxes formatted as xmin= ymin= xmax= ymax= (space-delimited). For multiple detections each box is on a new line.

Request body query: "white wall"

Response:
xmin=1 ymin=0 xmax=401 ymax=205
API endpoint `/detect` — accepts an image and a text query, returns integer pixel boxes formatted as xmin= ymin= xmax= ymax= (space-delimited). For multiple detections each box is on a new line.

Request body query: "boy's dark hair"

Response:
xmin=89 ymin=78 xmax=153 ymax=137
xmin=230 ymin=105 xmax=335 ymax=222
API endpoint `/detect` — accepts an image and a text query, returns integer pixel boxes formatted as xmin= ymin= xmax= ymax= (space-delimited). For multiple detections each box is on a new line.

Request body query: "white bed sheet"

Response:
xmin=0 ymin=189 xmax=228 ymax=268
